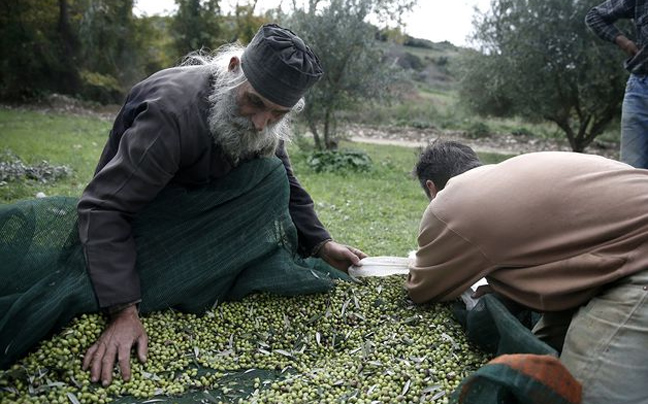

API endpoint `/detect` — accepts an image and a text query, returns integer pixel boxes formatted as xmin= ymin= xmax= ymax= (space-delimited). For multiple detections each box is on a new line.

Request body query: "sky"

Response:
xmin=133 ymin=0 xmax=492 ymax=47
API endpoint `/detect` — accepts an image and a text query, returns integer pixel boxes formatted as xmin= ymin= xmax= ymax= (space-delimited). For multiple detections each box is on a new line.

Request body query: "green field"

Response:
xmin=0 ymin=107 xmax=513 ymax=256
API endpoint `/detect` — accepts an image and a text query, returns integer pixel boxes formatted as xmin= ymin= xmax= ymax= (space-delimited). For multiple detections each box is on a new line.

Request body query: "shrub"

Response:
xmin=306 ymin=149 xmax=373 ymax=173
xmin=79 ymin=70 xmax=124 ymax=104
xmin=0 ymin=153 xmax=72 ymax=184
xmin=511 ymin=127 xmax=534 ymax=137
xmin=465 ymin=122 xmax=491 ymax=139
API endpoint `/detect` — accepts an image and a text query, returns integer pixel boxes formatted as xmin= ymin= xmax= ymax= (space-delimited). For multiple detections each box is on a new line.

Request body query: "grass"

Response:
xmin=0 ymin=107 xmax=515 ymax=258
xmin=0 ymin=108 xmax=111 ymax=201
xmin=290 ymin=142 xmax=429 ymax=256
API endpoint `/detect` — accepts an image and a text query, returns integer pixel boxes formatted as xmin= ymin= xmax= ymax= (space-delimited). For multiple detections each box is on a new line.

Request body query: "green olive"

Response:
xmin=0 ymin=275 xmax=490 ymax=404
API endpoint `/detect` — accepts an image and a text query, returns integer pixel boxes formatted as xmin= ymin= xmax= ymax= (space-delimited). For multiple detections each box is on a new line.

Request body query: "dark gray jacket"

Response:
xmin=586 ymin=0 xmax=648 ymax=74
xmin=78 ymin=66 xmax=330 ymax=309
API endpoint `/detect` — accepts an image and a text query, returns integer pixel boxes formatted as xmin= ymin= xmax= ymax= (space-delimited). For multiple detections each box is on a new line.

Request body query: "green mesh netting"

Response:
xmin=449 ymin=295 xmax=581 ymax=404
xmin=452 ymin=294 xmax=557 ymax=357
xmin=1 ymin=156 xmax=579 ymax=403
xmin=0 ymin=157 xmax=346 ymax=369
xmin=452 ymin=360 xmax=580 ymax=404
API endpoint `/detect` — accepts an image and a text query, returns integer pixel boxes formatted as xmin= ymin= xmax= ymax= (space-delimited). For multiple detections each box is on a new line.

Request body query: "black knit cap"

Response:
xmin=241 ymin=23 xmax=324 ymax=108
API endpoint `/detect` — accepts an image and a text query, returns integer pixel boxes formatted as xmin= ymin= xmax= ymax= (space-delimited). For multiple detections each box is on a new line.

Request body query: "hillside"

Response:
xmin=379 ymin=38 xmax=463 ymax=92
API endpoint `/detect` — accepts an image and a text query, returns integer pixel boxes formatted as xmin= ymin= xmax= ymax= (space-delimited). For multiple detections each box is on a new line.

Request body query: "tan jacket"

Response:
xmin=407 ymin=152 xmax=648 ymax=311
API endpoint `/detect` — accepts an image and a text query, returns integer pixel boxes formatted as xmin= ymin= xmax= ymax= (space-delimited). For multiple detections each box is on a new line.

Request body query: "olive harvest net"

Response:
xmin=451 ymin=295 xmax=581 ymax=404
xmin=0 ymin=157 xmax=342 ymax=369
xmin=0 ymin=156 xmax=581 ymax=404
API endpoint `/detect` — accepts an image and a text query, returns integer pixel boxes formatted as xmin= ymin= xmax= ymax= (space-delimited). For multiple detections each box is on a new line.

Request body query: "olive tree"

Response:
xmin=459 ymin=0 xmax=628 ymax=152
xmin=0 ymin=0 xmax=81 ymax=100
xmin=284 ymin=0 xmax=415 ymax=150
xmin=171 ymin=0 xmax=221 ymax=57
xmin=77 ymin=0 xmax=147 ymax=102
xmin=220 ymin=0 xmax=270 ymax=44
xmin=0 ymin=0 xmax=152 ymax=103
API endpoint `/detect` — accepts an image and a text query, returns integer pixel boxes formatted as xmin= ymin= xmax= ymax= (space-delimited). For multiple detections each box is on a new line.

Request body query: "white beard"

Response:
xmin=207 ymin=77 xmax=292 ymax=166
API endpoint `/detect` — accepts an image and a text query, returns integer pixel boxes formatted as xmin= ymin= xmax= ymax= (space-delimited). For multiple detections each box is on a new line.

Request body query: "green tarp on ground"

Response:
xmin=1 ymin=157 xmax=344 ymax=369
xmin=1 ymin=156 xmax=580 ymax=403
xmin=451 ymin=295 xmax=581 ymax=404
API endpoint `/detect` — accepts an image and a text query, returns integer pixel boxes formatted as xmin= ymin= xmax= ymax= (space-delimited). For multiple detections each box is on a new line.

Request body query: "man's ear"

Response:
xmin=425 ymin=180 xmax=438 ymax=200
xmin=228 ymin=56 xmax=241 ymax=72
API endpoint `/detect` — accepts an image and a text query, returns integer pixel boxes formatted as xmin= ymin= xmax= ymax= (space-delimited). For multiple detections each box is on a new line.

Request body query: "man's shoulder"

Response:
xmin=145 ymin=65 xmax=211 ymax=82
xmin=130 ymin=66 xmax=213 ymax=105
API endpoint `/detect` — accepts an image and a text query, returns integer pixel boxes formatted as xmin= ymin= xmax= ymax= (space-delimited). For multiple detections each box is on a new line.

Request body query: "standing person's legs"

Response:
xmin=560 ymin=270 xmax=648 ymax=404
xmin=620 ymin=74 xmax=648 ymax=168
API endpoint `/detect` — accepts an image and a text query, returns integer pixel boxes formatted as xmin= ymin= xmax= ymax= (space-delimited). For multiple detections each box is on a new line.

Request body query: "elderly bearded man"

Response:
xmin=0 ymin=24 xmax=366 ymax=385
xmin=407 ymin=140 xmax=648 ymax=404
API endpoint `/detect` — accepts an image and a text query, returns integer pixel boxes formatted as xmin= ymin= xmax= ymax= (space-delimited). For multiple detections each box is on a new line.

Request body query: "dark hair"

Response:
xmin=414 ymin=139 xmax=482 ymax=197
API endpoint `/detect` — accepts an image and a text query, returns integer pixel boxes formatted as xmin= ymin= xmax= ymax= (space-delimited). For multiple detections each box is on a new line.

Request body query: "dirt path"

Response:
xmin=350 ymin=135 xmax=515 ymax=155
xmin=345 ymin=123 xmax=620 ymax=160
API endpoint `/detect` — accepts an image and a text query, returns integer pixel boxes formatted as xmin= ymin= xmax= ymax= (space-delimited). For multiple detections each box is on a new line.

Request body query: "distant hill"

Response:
xmin=378 ymin=35 xmax=465 ymax=92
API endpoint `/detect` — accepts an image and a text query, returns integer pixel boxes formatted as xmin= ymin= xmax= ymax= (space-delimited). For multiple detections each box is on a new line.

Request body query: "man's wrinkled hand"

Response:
xmin=317 ymin=240 xmax=368 ymax=272
xmin=82 ymin=305 xmax=148 ymax=387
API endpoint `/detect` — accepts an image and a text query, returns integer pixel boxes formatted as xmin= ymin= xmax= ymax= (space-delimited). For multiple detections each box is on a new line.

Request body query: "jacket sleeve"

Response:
xmin=406 ymin=204 xmax=492 ymax=304
xmin=274 ymin=141 xmax=331 ymax=256
xmin=77 ymin=101 xmax=181 ymax=308
xmin=585 ymin=0 xmax=636 ymax=43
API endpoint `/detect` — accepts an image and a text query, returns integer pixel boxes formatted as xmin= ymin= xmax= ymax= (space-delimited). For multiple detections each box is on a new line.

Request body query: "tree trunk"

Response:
xmin=57 ymin=0 xmax=80 ymax=94
xmin=571 ymin=107 xmax=618 ymax=153
xmin=552 ymin=116 xmax=579 ymax=152
xmin=323 ymin=108 xmax=338 ymax=150
xmin=309 ymin=121 xmax=322 ymax=150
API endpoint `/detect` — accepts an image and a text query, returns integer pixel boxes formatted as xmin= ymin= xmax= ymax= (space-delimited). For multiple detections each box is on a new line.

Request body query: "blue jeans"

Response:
xmin=560 ymin=269 xmax=648 ymax=404
xmin=620 ymin=74 xmax=648 ymax=168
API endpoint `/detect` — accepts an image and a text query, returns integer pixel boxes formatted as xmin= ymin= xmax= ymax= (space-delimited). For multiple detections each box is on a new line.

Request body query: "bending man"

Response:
xmin=408 ymin=139 xmax=648 ymax=404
